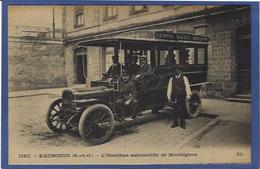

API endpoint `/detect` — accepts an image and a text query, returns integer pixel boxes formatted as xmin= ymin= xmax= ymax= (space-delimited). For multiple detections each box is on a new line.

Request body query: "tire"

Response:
xmin=79 ymin=104 xmax=115 ymax=145
xmin=186 ymin=91 xmax=202 ymax=118
xmin=46 ymin=98 xmax=71 ymax=133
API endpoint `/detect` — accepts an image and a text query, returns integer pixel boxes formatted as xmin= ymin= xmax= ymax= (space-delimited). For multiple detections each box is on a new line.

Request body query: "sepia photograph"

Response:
xmin=5 ymin=2 xmax=259 ymax=167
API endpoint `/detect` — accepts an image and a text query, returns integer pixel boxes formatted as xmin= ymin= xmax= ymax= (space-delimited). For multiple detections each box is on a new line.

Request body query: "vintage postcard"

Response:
xmin=2 ymin=1 xmax=260 ymax=168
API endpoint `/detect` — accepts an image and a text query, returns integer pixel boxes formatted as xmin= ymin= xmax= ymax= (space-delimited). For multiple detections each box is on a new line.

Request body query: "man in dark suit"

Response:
xmin=167 ymin=67 xmax=191 ymax=129
xmin=104 ymin=55 xmax=121 ymax=79
xmin=127 ymin=55 xmax=140 ymax=77
xmin=135 ymin=55 xmax=152 ymax=78
xmin=115 ymin=76 xmax=139 ymax=121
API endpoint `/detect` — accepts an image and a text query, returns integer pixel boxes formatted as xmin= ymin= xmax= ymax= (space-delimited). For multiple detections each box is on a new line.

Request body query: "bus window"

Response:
xmin=146 ymin=50 xmax=151 ymax=64
xmin=174 ymin=50 xmax=180 ymax=64
xmin=105 ymin=47 xmax=113 ymax=71
xmin=197 ymin=48 xmax=205 ymax=64
xmin=186 ymin=48 xmax=195 ymax=64
xmin=159 ymin=50 xmax=168 ymax=66
xmin=118 ymin=49 xmax=125 ymax=64
xmin=105 ymin=47 xmax=124 ymax=71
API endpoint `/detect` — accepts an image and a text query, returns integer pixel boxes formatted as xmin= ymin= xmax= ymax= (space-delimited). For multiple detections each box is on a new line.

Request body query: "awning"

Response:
xmin=78 ymin=30 xmax=209 ymax=48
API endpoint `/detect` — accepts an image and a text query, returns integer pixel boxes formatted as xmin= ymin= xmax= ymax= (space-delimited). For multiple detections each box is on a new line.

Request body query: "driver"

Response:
xmin=115 ymin=75 xmax=139 ymax=121
xmin=103 ymin=55 xmax=121 ymax=80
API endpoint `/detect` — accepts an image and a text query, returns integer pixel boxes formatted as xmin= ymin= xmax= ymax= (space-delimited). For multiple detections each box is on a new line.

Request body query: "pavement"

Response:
xmin=7 ymin=87 xmax=251 ymax=164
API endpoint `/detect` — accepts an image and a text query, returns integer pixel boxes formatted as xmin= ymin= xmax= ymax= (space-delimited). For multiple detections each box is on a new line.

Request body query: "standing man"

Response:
xmin=167 ymin=67 xmax=191 ymax=129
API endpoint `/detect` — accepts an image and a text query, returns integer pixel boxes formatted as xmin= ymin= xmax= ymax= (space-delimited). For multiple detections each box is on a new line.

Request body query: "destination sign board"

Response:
xmin=155 ymin=31 xmax=209 ymax=42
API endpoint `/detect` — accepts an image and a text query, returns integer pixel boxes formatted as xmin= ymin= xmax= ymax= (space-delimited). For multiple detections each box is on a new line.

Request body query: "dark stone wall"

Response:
xmin=206 ymin=8 xmax=250 ymax=97
xmin=8 ymin=38 xmax=66 ymax=91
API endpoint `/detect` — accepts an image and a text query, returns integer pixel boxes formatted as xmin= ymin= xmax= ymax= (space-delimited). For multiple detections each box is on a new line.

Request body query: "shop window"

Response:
xmin=129 ymin=5 xmax=148 ymax=14
xmin=104 ymin=6 xmax=118 ymax=21
xmin=194 ymin=25 xmax=207 ymax=35
xmin=74 ymin=6 xmax=84 ymax=27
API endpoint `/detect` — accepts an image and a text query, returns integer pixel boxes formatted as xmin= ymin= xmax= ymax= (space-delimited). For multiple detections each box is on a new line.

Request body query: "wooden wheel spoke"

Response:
xmin=99 ymin=112 xmax=108 ymax=122
xmin=98 ymin=121 xmax=110 ymax=130
xmin=52 ymin=120 xmax=58 ymax=126
xmin=96 ymin=110 xmax=103 ymax=121
xmin=92 ymin=111 xmax=99 ymax=121
xmin=59 ymin=123 xmax=63 ymax=130
xmin=52 ymin=116 xmax=60 ymax=122
xmin=54 ymin=122 xmax=59 ymax=128
xmin=57 ymin=103 xmax=61 ymax=110
xmin=52 ymin=107 xmax=59 ymax=112
xmin=84 ymin=128 xmax=94 ymax=137
xmin=99 ymin=116 xmax=110 ymax=124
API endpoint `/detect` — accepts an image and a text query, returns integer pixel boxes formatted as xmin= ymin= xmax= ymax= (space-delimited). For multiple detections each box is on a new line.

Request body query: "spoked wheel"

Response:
xmin=46 ymin=98 xmax=71 ymax=133
xmin=79 ymin=104 xmax=114 ymax=145
xmin=186 ymin=91 xmax=202 ymax=118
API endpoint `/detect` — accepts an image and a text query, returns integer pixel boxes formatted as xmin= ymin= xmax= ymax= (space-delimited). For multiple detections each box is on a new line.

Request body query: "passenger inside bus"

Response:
xmin=135 ymin=55 xmax=152 ymax=79
xmin=127 ymin=54 xmax=140 ymax=77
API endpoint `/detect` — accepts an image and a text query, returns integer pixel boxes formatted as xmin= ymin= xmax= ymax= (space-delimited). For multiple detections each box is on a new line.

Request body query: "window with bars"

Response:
xmin=104 ymin=6 xmax=118 ymax=21
xmin=74 ymin=6 xmax=84 ymax=27
xmin=129 ymin=5 xmax=148 ymax=14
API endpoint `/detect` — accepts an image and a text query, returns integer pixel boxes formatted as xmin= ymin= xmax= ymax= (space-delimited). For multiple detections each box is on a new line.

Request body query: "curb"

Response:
xmin=175 ymin=115 xmax=221 ymax=148
xmin=8 ymin=93 xmax=60 ymax=99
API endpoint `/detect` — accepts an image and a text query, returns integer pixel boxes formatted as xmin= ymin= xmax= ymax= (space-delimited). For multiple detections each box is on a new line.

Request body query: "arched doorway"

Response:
xmin=74 ymin=47 xmax=87 ymax=84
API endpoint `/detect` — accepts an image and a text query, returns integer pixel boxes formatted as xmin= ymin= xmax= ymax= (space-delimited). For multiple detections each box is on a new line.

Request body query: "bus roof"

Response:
xmin=78 ymin=30 xmax=209 ymax=48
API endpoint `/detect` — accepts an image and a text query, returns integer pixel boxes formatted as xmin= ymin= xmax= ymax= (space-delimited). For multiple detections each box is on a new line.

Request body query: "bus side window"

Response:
xmin=174 ymin=50 xmax=180 ymax=64
xmin=159 ymin=50 xmax=168 ymax=66
xmin=197 ymin=48 xmax=205 ymax=64
xmin=185 ymin=48 xmax=195 ymax=64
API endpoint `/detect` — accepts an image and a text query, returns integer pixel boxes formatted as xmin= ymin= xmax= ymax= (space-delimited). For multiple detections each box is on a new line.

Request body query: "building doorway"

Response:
xmin=74 ymin=47 xmax=87 ymax=84
xmin=236 ymin=25 xmax=250 ymax=94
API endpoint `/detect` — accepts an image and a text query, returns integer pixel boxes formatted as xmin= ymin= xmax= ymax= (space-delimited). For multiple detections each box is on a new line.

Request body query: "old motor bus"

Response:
xmin=46 ymin=30 xmax=210 ymax=145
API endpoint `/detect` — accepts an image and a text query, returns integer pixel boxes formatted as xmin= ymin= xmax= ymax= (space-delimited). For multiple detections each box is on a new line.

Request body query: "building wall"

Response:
xmin=63 ymin=5 xmax=251 ymax=97
xmin=64 ymin=44 xmax=103 ymax=87
xmin=8 ymin=37 xmax=66 ymax=91
xmin=206 ymin=8 xmax=250 ymax=97
xmin=64 ymin=6 xmax=218 ymax=41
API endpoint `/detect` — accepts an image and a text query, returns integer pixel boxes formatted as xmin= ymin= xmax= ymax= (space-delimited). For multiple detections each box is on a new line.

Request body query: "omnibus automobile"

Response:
xmin=46 ymin=30 xmax=210 ymax=145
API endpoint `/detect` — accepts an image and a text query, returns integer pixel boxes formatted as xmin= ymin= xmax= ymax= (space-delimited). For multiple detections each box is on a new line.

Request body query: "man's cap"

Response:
xmin=112 ymin=55 xmax=119 ymax=59
xmin=132 ymin=55 xmax=138 ymax=60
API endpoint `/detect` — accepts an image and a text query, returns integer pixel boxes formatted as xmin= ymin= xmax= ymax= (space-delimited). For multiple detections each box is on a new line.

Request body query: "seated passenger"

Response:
xmin=127 ymin=55 xmax=140 ymax=77
xmin=103 ymin=55 xmax=121 ymax=80
xmin=135 ymin=56 xmax=152 ymax=79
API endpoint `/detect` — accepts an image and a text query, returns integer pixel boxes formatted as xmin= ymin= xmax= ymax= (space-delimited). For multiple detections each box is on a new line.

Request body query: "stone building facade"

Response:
xmin=62 ymin=5 xmax=251 ymax=97
xmin=8 ymin=26 xmax=66 ymax=91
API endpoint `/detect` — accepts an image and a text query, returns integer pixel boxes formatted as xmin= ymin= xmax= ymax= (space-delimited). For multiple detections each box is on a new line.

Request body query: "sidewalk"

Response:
xmin=9 ymin=87 xmax=66 ymax=98
xmin=8 ymin=85 xmax=92 ymax=98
